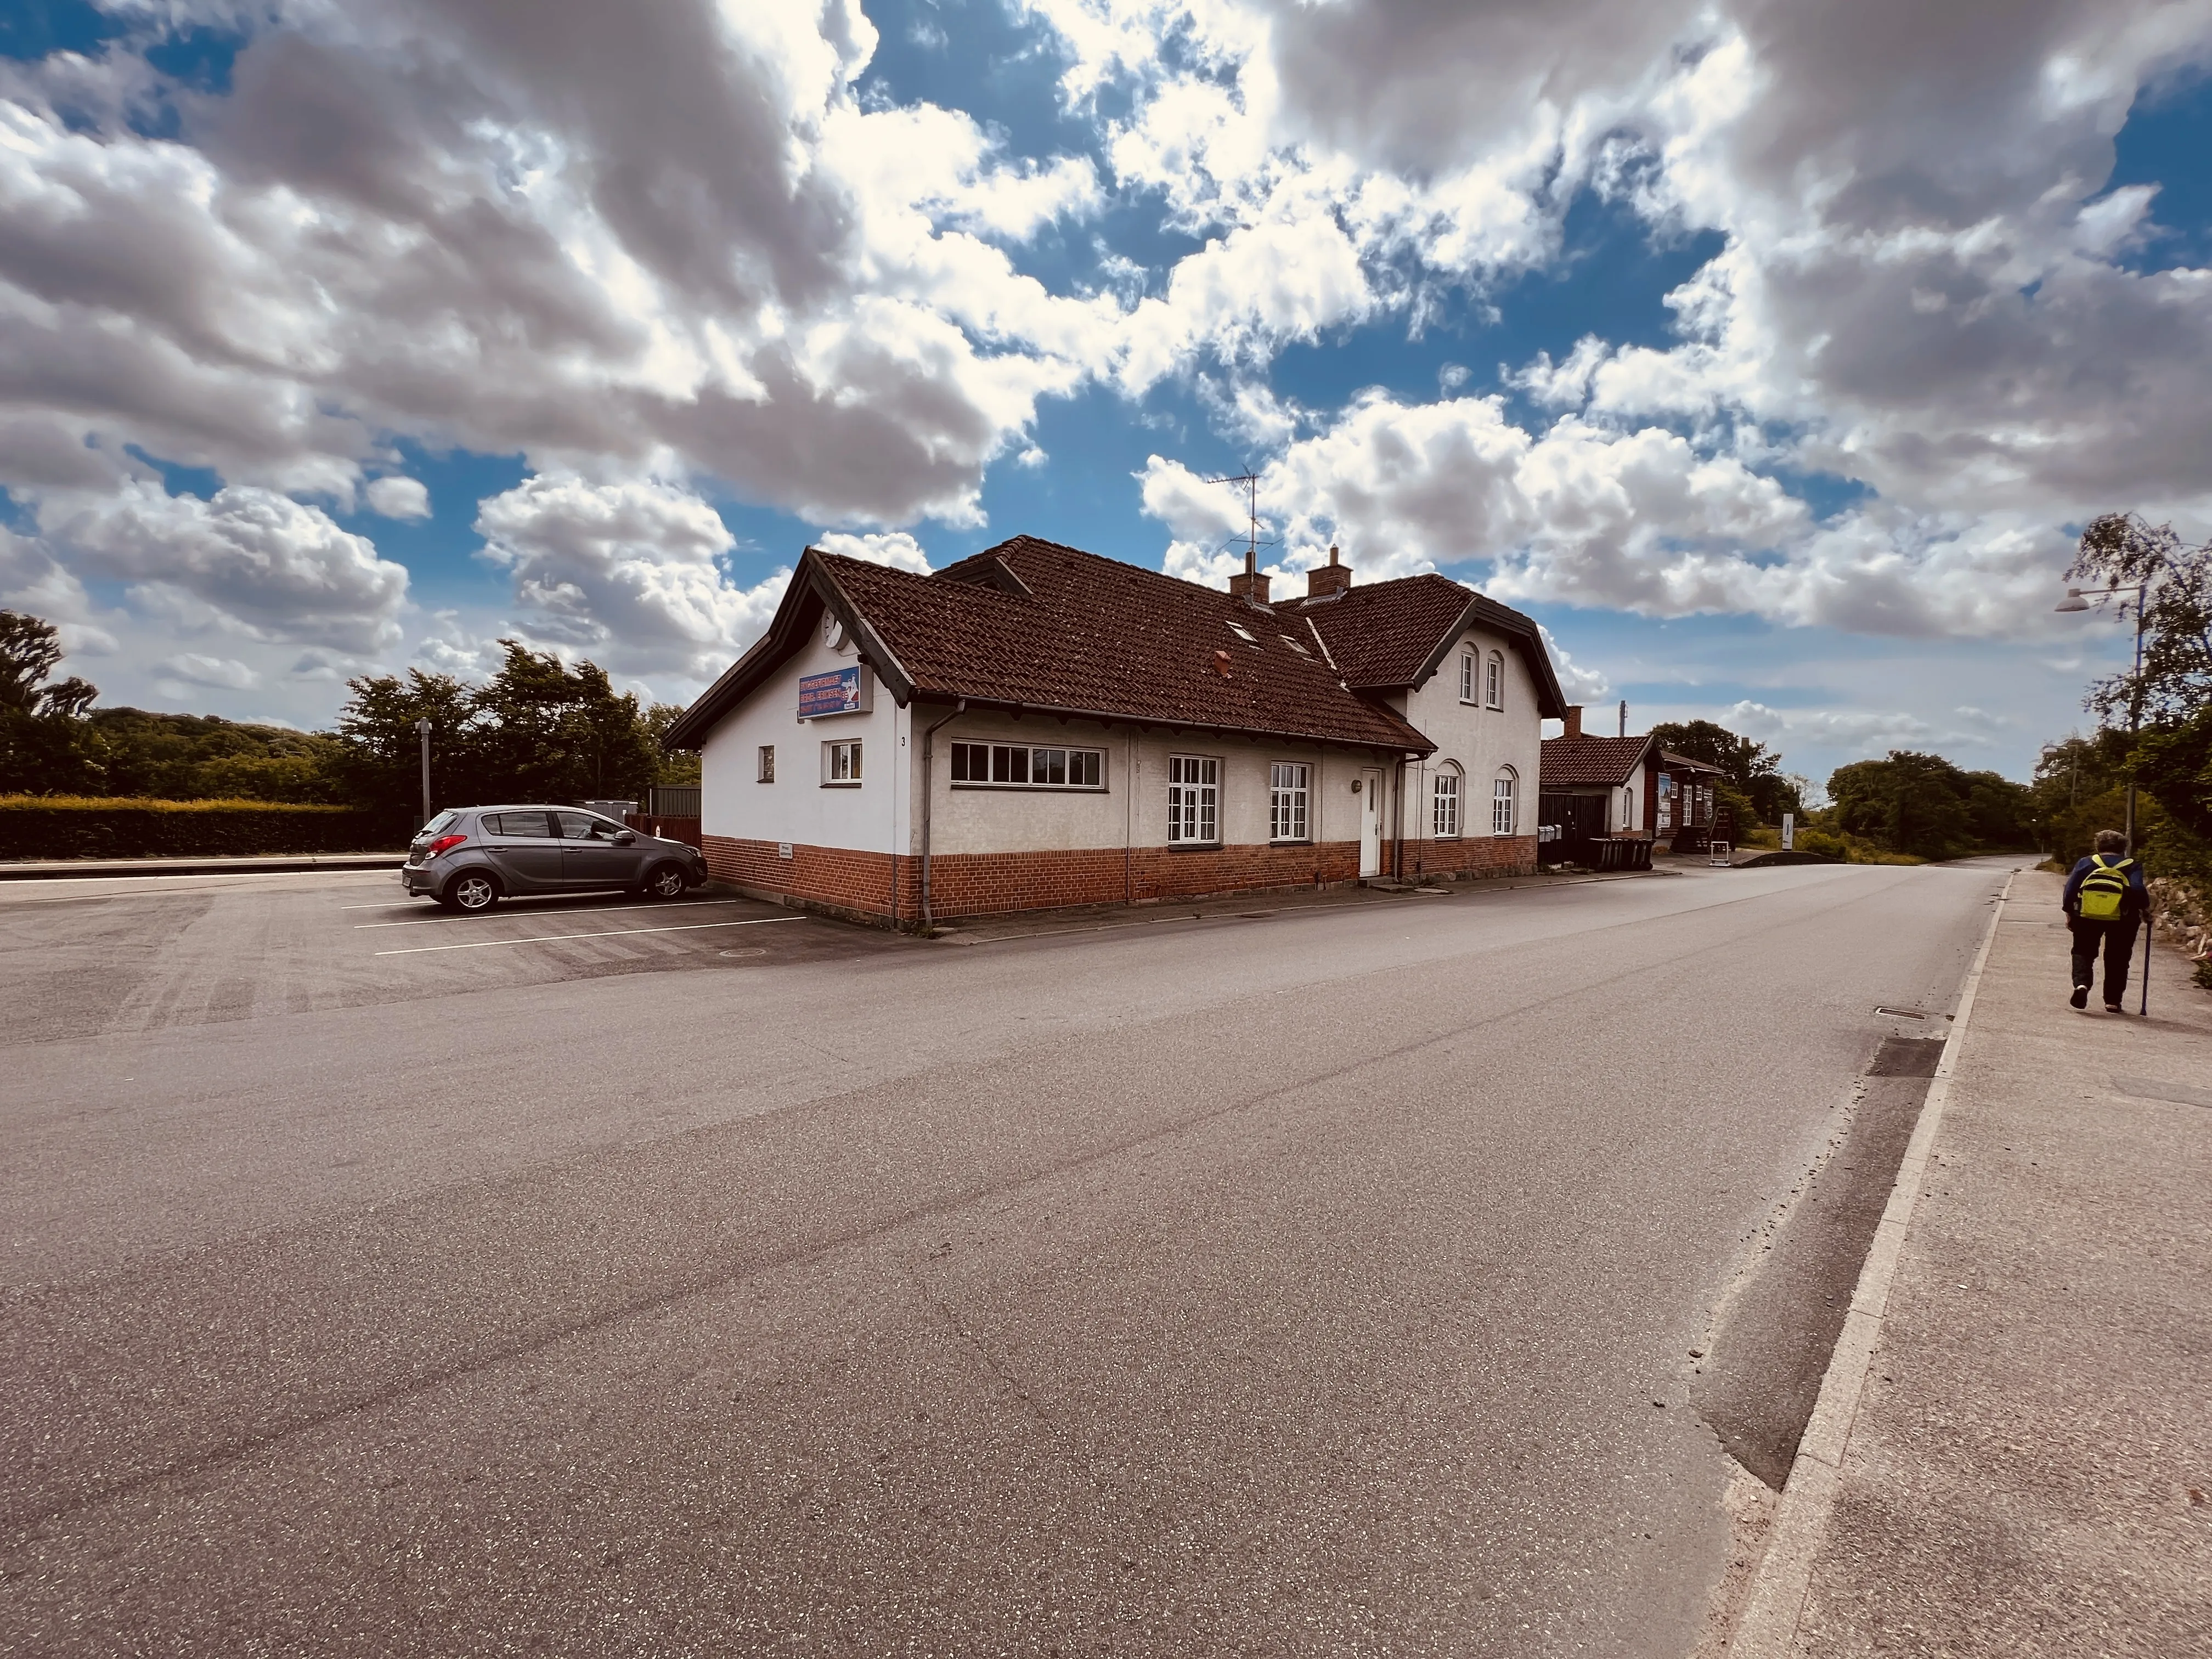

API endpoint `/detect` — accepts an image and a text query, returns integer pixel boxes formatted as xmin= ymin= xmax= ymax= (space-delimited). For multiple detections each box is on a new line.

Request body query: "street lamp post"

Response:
xmin=416 ymin=721 xmax=433 ymax=832
xmin=2055 ymin=577 xmax=2157 ymax=1013
xmin=2054 ymin=582 xmax=2151 ymax=850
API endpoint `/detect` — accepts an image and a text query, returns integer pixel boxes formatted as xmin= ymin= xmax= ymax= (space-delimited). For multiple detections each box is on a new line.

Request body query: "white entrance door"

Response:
xmin=1359 ymin=768 xmax=1383 ymax=876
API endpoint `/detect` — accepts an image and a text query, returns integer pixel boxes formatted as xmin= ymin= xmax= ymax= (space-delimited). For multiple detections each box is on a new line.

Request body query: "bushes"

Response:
xmin=0 ymin=796 xmax=409 ymax=860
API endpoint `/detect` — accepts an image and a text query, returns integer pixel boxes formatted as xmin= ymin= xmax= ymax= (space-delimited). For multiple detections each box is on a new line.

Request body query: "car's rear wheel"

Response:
xmin=642 ymin=861 xmax=687 ymax=900
xmin=441 ymin=871 xmax=500 ymax=912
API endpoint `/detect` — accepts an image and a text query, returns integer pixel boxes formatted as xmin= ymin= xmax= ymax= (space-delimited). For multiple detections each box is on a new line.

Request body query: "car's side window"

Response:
xmin=555 ymin=812 xmax=606 ymax=840
xmin=490 ymin=811 xmax=555 ymax=838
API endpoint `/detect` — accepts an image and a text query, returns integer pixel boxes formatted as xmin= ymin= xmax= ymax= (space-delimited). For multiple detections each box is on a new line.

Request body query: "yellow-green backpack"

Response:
xmin=2078 ymin=854 xmax=2133 ymax=920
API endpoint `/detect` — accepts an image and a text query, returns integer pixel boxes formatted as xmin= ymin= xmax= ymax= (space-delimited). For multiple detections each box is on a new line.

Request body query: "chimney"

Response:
xmin=1227 ymin=541 xmax=1271 ymax=605
xmin=1306 ymin=544 xmax=1352 ymax=600
xmin=1563 ymin=704 xmax=1583 ymax=739
xmin=1618 ymin=699 xmax=1627 ymax=738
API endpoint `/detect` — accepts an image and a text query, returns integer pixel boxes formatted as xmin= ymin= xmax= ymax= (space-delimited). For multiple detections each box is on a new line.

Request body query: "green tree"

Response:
xmin=2068 ymin=512 xmax=2212 ymax=726
xmin=642 ymin=703 xmax=703 ymax=787
xmin=1827 ymin=751 xmax=2033 ymax=860
xmin=331 ymin=668 xmax=479 ymax=817
xmin=0 ymin=609 xmax=100 ymax=793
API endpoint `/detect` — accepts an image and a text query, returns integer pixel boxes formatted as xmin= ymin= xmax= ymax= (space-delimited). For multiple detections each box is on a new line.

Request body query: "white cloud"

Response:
xmin=1539 ymin=624 xmax=1610 ymax=703
xmin=364 ymin=476 xmax=431 ymax=520
xmin=475 ymin=473 xmax=785 ymax=684
xmin=37 ymin=483 xmax=409 ymax=652
xmin=155 ymin=652 xmax=260 ymax=691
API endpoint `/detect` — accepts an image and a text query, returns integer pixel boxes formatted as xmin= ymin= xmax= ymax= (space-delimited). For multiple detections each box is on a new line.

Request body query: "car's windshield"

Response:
xmin=417 ymin=809 xmax=461 ymax=836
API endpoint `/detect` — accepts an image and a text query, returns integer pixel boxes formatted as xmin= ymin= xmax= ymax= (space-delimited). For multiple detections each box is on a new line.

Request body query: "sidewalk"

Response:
xmin=0 ymin=851 xmax=403 ymax=881
xmin=1731 ymin=870 xmax=2212 ymax=1654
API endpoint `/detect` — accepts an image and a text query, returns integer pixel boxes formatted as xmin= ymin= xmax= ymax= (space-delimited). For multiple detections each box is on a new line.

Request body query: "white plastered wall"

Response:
xmin=698 ymin=633 xmax=910 ymax=854
xmin=1398 ymin=626 xmax=1546 ymax=843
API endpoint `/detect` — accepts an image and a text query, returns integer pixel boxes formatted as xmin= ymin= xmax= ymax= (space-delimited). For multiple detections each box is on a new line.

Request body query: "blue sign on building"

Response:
xmin=798 ymin=666 xmax=869 ymax=719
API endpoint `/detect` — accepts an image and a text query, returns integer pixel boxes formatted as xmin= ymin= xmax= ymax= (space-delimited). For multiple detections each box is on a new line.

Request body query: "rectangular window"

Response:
xmin=1168 ymin=754 xmax=1220 ymax=844
xmin=1269 ymin=762 xmax=1310 ymax=842
xmin=950 ymin=741 xmax=1105 ymax=789
xmin=758 ymin=744 xmax=775 ymax=783
xmin=1459 ymin=651 xmax=1475 ymax=703
xmin=1492 ymin=774 xmax=1517 ymax=835
xmin=822 ymin=740 xmax=862 ymax=785
xmin=1434 ymin=771 xmax=1461 ymax=838
xmin=1486 ymin=653 xmax=1504 ymax=710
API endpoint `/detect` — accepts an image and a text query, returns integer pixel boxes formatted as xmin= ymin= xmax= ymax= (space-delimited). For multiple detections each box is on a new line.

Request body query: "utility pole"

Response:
xmin=1617 ymin=699 xmax=1627 ymax=738
xmin=414 ymin=718 xmax=432 ymax=828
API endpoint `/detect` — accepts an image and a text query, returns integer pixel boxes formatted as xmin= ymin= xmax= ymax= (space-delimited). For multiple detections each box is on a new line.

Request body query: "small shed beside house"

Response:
xmin=1538 ymin=709 xmax=1733 ymax=864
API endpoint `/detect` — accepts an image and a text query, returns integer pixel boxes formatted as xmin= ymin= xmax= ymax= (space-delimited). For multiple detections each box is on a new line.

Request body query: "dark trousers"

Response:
xmin=2069 ymin=916 xmax=2141 ymax=1005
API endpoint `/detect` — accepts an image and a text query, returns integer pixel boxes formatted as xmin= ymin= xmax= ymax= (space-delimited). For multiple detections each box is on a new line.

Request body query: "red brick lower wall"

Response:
xmin=704 ymin=832 xmax=1539 ymax=927
xmin=1402 ymin=835 xmax=1539 ymax=881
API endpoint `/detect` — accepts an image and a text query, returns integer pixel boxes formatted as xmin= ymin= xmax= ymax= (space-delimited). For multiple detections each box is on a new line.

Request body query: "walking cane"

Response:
xmin=2140 ymin=899 xmax=2152 ymax=1017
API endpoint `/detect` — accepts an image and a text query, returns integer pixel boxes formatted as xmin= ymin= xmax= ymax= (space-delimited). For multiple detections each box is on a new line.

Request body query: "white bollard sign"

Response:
xmin=1782 ymin=811 xmax=1795 ymax=851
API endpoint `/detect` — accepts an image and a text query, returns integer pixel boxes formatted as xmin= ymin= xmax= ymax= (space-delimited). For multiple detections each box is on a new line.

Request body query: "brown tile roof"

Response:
xmin=1657 ymin=748 xmax=1727 ymax=777
xmin=1276 ymin=572 xmax=1569 ymax=717
xmin=1541 ymin=735 xmax=1656 ymax=788
xmin=665 ymin=535 xmax=1434 ymax=753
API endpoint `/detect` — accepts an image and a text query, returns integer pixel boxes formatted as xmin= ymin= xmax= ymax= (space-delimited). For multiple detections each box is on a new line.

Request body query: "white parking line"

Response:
xmin=375 ymin=916 xmax=805 ymax=956
xmin=353 ymin=897 xmax=752 ymax=929
xmin=3 ymin=873 xmax=396 ymax=904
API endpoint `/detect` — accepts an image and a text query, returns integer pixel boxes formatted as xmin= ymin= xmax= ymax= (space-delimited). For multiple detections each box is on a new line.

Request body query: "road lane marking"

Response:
xmin=375 ymin=916 xmax=805 ymax=956
xmin=353 ymin=896 xmax=752 ymax=928
xmin=2 ymin=873 xmax=396 ymax=905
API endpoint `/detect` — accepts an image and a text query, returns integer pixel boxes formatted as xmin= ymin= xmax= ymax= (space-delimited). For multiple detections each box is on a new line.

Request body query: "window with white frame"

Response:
xmin=949 ymin=742 xmax=1104 ymax=788
xmin=1269 ymin=762 xmax=1310 ymax=841
xmin=1620 ymin=786 xmax=1634 ymax=830
xmin=1434 ymin=766 xmax=1462 ymax=837
xmin=822 ymin=739 xmax=862 ymax=785
xmin=1458 ymin=650 xmax=1476 ymax=703
xmin=1486 ymin=651 xmax=1505 ymax=710
xmin=758 ymin=744 xmax=775 ymax=783
xmin=1491 ymin=767 xmax=1518 ymax=834
xmin=1168 ymin=754 xmax=1219 ymax=844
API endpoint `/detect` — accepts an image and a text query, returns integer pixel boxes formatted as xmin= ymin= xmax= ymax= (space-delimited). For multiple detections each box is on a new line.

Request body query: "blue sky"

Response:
xmin=2 ymin=0 xmax=2207 ymax=792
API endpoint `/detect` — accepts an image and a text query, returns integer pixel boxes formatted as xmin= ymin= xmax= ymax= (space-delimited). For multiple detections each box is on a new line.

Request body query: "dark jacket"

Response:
xmin=2062 ymin=853 xmax=2147 ymax=919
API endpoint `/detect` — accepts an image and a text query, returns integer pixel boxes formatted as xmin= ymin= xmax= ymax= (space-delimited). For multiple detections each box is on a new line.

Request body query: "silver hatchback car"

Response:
xmin=400 ymin=805 xmax=709 ymax=912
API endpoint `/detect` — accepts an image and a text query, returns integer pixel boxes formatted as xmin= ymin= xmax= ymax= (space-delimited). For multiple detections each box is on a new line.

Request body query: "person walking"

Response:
xmin=2062 ymin=829 xmax=2148 ymax=1012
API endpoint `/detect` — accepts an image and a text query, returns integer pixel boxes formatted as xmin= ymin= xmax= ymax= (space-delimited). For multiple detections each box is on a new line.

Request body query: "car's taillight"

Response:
xmin=426 ymin=833 xmax=468 ymax=856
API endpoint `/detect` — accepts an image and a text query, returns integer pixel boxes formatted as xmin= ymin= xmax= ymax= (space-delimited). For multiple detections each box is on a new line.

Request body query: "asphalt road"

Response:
xmin=0 ymin=860 xmax=2013 ymax=1656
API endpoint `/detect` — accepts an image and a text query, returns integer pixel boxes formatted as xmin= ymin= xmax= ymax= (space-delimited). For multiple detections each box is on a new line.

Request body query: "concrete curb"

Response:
xmin=1725 ymin=870 xmax=2016 ymax=1656
xmin=0 ymin=854 xmax=404 ymax=881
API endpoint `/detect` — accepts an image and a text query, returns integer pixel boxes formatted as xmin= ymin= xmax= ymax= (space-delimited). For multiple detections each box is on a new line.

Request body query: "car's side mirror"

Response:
xmin=613 ymin=829 xmax=637 ymax=844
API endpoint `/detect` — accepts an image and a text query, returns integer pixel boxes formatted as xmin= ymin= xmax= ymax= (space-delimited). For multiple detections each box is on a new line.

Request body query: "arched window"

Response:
xmin=1433 ymin=763 xmax=1463 ymax=838
xmin=1458 ymin=650 xmax=1476 ymax=703
xmin=1491 ymin=766 xmax=1519 ymax=836
xmin=1485 ymin=651 xmax=1505 ymax=710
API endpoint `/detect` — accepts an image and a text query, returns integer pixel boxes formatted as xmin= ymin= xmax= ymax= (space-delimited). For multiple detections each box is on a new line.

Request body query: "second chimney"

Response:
xmin=1227 ymin=567 xmax=1271 ymax=604
xmin=1306 ymin=544 xmax=1352 ymax=600
xmin=1563 ymin=704 xmax=1583 ymax=739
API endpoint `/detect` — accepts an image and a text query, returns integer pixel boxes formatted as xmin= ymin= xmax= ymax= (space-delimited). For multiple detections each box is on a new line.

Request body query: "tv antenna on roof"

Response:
xmin=1203 ymin=470 xmax=1273 ymax=578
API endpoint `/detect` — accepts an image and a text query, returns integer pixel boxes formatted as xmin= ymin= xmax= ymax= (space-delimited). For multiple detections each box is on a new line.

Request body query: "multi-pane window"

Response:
xmin=1168 ymin=754 xmax=1220 ymax=844
xmin=1486 ymin=652 xmax=1505 ymax=709
xmin=949 ymin=742 xmax=1105 ymax=788
xmin=1492 ymin=769 xmax=1518 ymax=834
xmin=1459 ymin=651 xmax=1476 ymax=703
xmin=758 ymin=744 xmax=775 ymax=783
xmin=822 ymin=740 xmax=862 ymax=785
xmin=1269 ymin=763 xmax=1310 ymax=842
xmin=1434 ymin=769 xmax=1462 ymax=837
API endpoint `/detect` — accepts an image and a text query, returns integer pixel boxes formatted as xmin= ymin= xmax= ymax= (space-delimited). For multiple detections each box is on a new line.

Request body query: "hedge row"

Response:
xmin=0 ymin=796 xmax=411 ymax=860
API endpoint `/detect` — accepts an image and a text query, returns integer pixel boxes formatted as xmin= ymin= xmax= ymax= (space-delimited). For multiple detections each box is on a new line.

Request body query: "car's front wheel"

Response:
xmin=441 ymin=871 xmax=501 ymax=912
xmin=642 ymin=861 xmax=688 ymax=900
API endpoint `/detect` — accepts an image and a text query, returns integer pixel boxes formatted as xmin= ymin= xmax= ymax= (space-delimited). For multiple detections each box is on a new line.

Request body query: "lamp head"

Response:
xmin=2053 ymin=588 xmax=2092 ymax=613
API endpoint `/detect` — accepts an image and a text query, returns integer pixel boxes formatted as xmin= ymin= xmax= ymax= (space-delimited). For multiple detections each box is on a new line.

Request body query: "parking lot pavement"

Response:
xmin=0 ymin=869 xmax=909 ymax=1045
